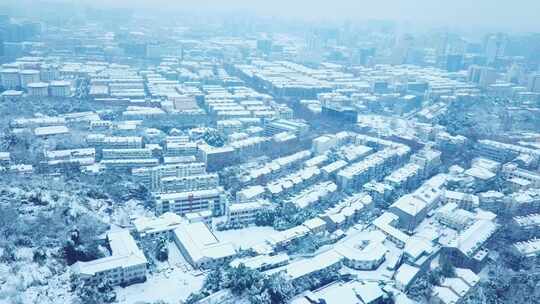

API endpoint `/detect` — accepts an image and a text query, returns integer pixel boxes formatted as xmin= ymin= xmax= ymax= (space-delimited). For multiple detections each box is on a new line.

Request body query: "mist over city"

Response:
xmin=1 ymin=1 xmax=540 ymax=304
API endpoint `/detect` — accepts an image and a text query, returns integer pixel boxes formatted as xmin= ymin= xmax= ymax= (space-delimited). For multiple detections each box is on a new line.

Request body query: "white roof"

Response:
xmin=403 ymin=237 xmax=433 ymax=260
xmin=443 ymin=219 xmax=497 ymax=257
xmin=303 ymin=217 xmax=326 ymax=230
xmin=441 ymin=277 xmax=469 ymax=297
xmin=229 ymin=200 xmax=268 ymax=213
xmin=391 ymin=194 xmax=427 ymax=216
xmin=373 ymin=212 xmax=410 ymax=244
xmin=444 ymin=190 xmax=479 ymax=204
xmin=34 ymin=125 xmax=69 ymax=136
xmin=71 ymin=229 xmax=147 ymax=276
xmin=432 ymin=286 xmax=459 ymax=304
xmin=158 ymin=188 xmax=222 ymax=201
xmin=513 ymin=238 xmax=540 ymax=257
xmin=133 ymin=212 xmax=184 ymax=235
xmin=285 ymin=250 xmax=342 ymax=280
xmin=230 ymin=253 xmax=289 ymax=270
xmin=27 ymin=82 xmax=49 ymax=88
xmin=50 ymin=80 xmax=71 ymax=86
xmin=267 ymin=183 xmax=283 ymax=195
xmin=304 ymin=154 xmax=328 ymax=167
xmin=394 ymin=264 xmax=420 ymax=288
xmin=342 ymin=144 xmax=373 ymax=162
xmin=336 ymin=238 xmax=387 ymax=265
xmin=465 ymin=167 xmax=496 ymax=180
xmin=305 ymin=281 xmax=383 ymax=304
xmin=291 ymin=181 xmax=337 ymax=209
xmin=44 ymin=148 xmax=95 ymax=160
xmin=460 ymin=220 xmax=497 ymax=255
xmin=108 ymin=230 xmax=143 ymax=258
xmin=513 ymin=213 xmax=540 ymax=227
xmin=0 ymin=152 xmax=10 ymax=160
xmin=173 ymin=222 xmax=235 ymax=264
xmin=268 ymin=225 xmax=310 ymax=245
xmin=237 ymin=185 xmax=265 ymax=200
xmin=321 ymin=160 xmax=348 ymax=174
xmin=454 ymin=268 xmax=479 ymax=287
xmin=354 ymin=282 xmax=385 ymax=304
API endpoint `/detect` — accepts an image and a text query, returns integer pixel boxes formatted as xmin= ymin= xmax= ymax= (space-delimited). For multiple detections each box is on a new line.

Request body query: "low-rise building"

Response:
xmin=410 ymin=148 xmax=442 ymax=177
xmin=435 ymin=203 xmax=475 ymax=231
xmin=133 ymin=162 xmax=207 ymax=191
xmin=101 ymin=158 xmax=159 ymax=171
xmin=443 ymin=190 xmax=479 ymax=211
xmin=0 ymin=152 xmax=10 ymax=167
xmin=394 ymin=263 xmax=421 ymax=291
xmin=432 ymin=268 xmax=480 ymax=304
xmin=512 ymin=213 xmax=540 ymax=238
xmin=293 ymin=280 xmax=384 ymax=304
xmin=101 ymin=148 xmax=153 ymax=160
xmin=282 ymin=250 xmax=342 ymax=283
xmin=440 ymin=218 xmax=498 ymax=272
xmin=34 ymin=125 xmax=69 ymax=137
xmin=384 ymin=163 xmax=423 ymax=191
xmin=172 ymin=221 xmax=236 ymax=269
xmin=502 ymin=163 xmax=540 ymax=189
xmin=230 ymin=253 xmax=290 ymax=272
xmin=267 ymin=225 xmax=311 ymax=249
xmin=288 ymin=181 xmax=337 ymax=209
xmin=513 ymin=238 xmax=540 ymax=259
xmin=87 ymin=134 xmax=143 ymax=149
xmin=160 ymin=173 xmax=219 ymax=193
xmin=155 ymin=187 xmax=226 ymax=216
xmin=227 ymin=200 xmax=270 ymax=226
xmin=133 ymin=212 xmax=184 ymax=240
xmin=476 ymin=139 xmax=540 ymax=164
xmin=184 ymin=210 xmax=213 ymax=226
xmin=71 ymin=230 xmax=147 ymax=286
xmin=373 ymin=212 xmax=410 ymax=248
xmin=390 ymin=175 xmax=446 ymax=232
xmin=302 ymin=217 xmax=327 ymax=234
xmin=336 ymin=230 xmax=388 ymax=270
xmin=236 ymin=185 xmax=266 ymax=203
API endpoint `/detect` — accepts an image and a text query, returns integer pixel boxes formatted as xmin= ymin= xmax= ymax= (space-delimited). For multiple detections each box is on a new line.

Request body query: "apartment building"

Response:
xmin=132 ymin=162 xmax=207 ymax=191
xmin=155 ymin=187 xmax=226 ymax=216
xmin=71 ymin=230 xmax=147 ymax=286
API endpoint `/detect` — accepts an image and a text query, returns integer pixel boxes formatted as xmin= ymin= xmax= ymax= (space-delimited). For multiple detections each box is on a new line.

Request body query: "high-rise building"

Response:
xmin=19 ymin=69 xmax=40 ymax=89
xmin=479 ymin=67 xmax=497 ymax=88
xmin=358 ymin=47 xmax=376 ymax=66
xmin=257 ymin=39 xmax=272 ymax=54
xmin=435 ymin=33 xmax=449 ymax=59
xmin=506 ymin=64 xmax=524 ymax=84
xmin=468 ymin=65 xmax=497 ymax=88
xmin=528 ymin=74 xmax=540 ymax=93
xmin=392 ymin=34 xmax=414 ymax=65
xmin=0 ymin=68 xmax=20 ymax=89
xmin=446 ymin=54 xmax=464 ymax=72
xmin=485 ymin=34 xmax=507 ymax=65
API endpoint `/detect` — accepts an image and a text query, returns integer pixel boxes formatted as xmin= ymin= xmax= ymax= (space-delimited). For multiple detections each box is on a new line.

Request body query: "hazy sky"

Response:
xmin=81 ymin=0 xmax=540 ymax=31
xmin=4 ymin=0 xmax=538 ymax=32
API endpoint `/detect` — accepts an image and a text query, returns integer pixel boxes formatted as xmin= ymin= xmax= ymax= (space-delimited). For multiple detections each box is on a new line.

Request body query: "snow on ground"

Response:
xmin=20 ymin=271 xmax=75 ymax=304
xmin=0 ymin=258 xmax=74 ymax=304
xmin=115 ymin=242 xmax=205 ymax=304
xmin=214 ymin=226 xmax=278 ymax=250
xmin=165 ymin=241 xmax=193 ymax=271
xmin=115 ymin=268 xmax=205 ymax=304
xmin=357 ymin=114 xmax=416 ymax=138
xmin=341 ymin=242 xmax=400 ymax=281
